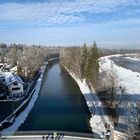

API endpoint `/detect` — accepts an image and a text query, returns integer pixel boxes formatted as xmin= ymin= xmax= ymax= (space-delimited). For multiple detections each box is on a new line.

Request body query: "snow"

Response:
xmin=0 ymin=64 xmax=47 ymax=137
xmin=48 ymin=57 xmax=59 ymax=62
xmin=0 ymin=57 xmax=59 ymax=137
xmin=10 ymin=66 xmax=17 ymax=74
xmin=1 ymin=55 xmax=139 ymax=137
xmin=65 ymin=53 xmax=140 ymax=136
xmin=123 ymin=53 xmax=140 ymax=61
xmin=64 ymin=67 xmax=112 ymax=138
xmin=124 ymin=56 xmax=140 ymax=62
xmin=100 ymin=55 xmax=140 ymax=96
xmin=100 ymin=54 xmax=140 ymax=132
xmin=0 ymin=72 xmax=24 ymax=86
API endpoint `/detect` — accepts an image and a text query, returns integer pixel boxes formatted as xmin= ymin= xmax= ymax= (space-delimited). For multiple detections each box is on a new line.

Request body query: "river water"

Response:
xmin=110 ymin=56 xmax=140 ymax=73
xmin=19 ymin=60 xmax=92 ymax=133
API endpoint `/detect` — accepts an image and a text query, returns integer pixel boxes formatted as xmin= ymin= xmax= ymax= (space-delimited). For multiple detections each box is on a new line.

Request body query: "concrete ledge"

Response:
xmin=1 ymin=135 xmax=100 ymax=140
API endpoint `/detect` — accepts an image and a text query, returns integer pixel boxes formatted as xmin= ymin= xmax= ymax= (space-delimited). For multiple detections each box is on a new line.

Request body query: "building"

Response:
xmin=0 ymin=81 xmax=7 ymax=98
xmin=10 ymin=66 xmax=17 ymax=74
xmin=0 ymin=63 xmax=4 ymax=69
xmin=0 ymin=72 xmax=24 ymax=98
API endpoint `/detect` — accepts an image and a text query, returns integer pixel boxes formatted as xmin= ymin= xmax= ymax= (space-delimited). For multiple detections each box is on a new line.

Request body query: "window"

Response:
xmin=2 ymin=78 xmax=5 ymax=82
xmin=12 ymin=87 xmax=20 ymax=91
xmin=13 ymin=82 xmax=18 ymax=86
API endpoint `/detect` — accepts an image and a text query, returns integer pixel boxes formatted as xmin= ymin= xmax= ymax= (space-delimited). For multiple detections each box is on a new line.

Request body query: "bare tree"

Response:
xmin=103 ymin=66 xmax=119 ymax=108
xmin=7 ymin=45 xmax=19 ymax=66
xmin=60 ymin=47 xmax=82 ymax=78
xmin=18 ymin=47 xmax=46 ymax=78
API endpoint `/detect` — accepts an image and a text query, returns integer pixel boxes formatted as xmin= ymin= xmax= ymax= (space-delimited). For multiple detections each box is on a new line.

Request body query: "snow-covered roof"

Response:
xmin=0 ymin=63 xmax=4 ymax=66
xmin=5 ymin=64 xmax=11 ymax=69
xmin=0 ymin=72 xmax=24 ymax=86
xmin=10 ymin=66 xmax=17 ymax=71
xmin=10 ymin=66 xmax=18 ymax=74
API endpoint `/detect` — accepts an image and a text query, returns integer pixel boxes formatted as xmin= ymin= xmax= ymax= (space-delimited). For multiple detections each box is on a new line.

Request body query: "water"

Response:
xmin=19 ymin=60 xmax=91 ymax=133
xmin=110 ymin=56 xmax=140 ymax=73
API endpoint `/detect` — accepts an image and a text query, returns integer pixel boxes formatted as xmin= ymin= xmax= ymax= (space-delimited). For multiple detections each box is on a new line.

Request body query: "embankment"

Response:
xmin=64 ymin=66 xmax=113 ymax=138
xmin=0 ymin=58 xmax=59 ymax=137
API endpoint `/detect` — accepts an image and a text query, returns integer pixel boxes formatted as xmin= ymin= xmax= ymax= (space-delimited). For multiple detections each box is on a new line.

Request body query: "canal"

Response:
xmin=19 ymin=60 xmax=92 ymax=133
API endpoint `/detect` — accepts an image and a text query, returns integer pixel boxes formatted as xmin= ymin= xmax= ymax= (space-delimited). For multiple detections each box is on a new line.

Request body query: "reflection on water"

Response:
xmin=19 ymin=60 xmax=91 ymax=133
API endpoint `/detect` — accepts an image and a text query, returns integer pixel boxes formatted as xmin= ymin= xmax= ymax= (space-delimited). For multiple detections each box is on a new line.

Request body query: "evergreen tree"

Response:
xmin=92 ymin=41 xmax=99 ymax=82
xmin=85 ymin=41 xmax=99 ymax=83
xmin=81 ymin=43 xmax=88 ymax=78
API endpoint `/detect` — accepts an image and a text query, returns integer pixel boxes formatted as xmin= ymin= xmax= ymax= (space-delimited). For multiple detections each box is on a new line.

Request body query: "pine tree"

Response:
xmin=92 ymin=41 xmax=99 ymax=82
xmin=85 ymin=41 xmax=99 ymax=83
xmin=81 ymin=43 xmax=88 ymax=79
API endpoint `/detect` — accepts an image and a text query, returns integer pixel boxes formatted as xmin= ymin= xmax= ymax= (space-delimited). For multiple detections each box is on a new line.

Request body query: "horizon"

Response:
xmin=0 ymin=0 xmax=140 ymax=48
xmin=1 ymin=42 xmax=140 ymax=50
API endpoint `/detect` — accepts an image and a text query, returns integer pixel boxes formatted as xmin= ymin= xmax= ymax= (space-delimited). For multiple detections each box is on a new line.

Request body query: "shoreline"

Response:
xmin=64 ymin=66 xmax=113 ymax=138
xmin=0 ymin=57 xmax=59 ymax=137
xmin=100 ymin=54 xmax=140 ymax=133
xmin=0 ymin=63 xmax=47 ymax=137
xmin=0 ymin=58 xmax=59 ymax=137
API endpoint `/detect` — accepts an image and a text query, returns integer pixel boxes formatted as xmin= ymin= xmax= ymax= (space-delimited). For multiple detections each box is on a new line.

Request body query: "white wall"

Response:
xmin=8 ymin=83 xmax=24 ymax=97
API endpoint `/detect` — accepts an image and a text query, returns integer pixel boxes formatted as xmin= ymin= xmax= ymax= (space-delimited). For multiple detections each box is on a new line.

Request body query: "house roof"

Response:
xmin=0 ymin=63 xmax=4 ymax=66
xmin=0 ymin=72 xmax=24 ymax=86
xmin=10 ymin=66 xmax=17 ymax=71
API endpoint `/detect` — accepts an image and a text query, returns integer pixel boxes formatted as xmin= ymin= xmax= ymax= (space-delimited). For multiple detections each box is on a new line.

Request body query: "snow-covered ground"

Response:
xmin=124 ymin=53 xmax=140 ymax=61
xmin=106 ymin=53 xmax=140 ymax=62
xmin=0 ymin=64 xmax=47 ymax=137
xmin=65 ymin=53 xmax=140 ymax=137
xmin=64 ymin=67 xmax=113 ymax=138
xmin=0 ymin=58 xmax=59 ymax=137
xmin=100 ymin=54 xmax=140 ymax=132
xmin=100 ymin=55 xmax=140 ymax=96
xmin=124 ymin=56 xmax=140 ymax=62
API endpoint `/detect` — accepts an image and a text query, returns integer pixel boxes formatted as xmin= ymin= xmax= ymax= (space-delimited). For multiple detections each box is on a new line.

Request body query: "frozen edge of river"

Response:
xmin=64 ymin=67 xmax=113 ymax=138
xmin=100 ymin=54 xmax=140 ymax=96
xmin=0 ymin=63 xmax=47 ymax=137
xmin=100 ymin=54 xmax=140 ymax=134
xmin=64 ymin=52 xmax=140 ymax=138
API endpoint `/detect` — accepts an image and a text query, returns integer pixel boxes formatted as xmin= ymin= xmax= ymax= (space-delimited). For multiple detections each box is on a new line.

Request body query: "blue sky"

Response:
xmin=0 ymin=0 xmax=140 ymax=48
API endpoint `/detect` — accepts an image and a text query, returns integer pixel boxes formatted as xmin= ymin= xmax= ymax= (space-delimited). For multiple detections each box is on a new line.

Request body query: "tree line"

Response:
xmin=60 ymin=42 xmax=140 ymax=135
xmin=0 ymin=43 xmax=59 ymax=79
xmin=60 ymin=41 xmax=99 ymax=86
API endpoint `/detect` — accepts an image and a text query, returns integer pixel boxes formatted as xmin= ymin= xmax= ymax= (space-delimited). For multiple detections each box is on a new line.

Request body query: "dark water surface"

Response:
xmin=19 ymin=61 xmax=91 ymax=133
xmin=110 ymin=56 xmax=140 ymax=73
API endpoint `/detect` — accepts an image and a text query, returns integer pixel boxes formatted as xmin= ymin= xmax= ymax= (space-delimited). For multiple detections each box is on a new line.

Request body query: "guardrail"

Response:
xmin=1 ymin=130 xmax=96 ymax=139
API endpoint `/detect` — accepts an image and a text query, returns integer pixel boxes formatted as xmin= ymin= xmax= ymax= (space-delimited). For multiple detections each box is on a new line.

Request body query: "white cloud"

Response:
xmin=92 ymin=18 xmax=140 ymax=27
xmin=1 ymin=20 xmax=140 ymax=47
xmin=0 ymin=0 xmax=139 ymax=25
xmin=0 ymin=0 xmax=140 ymax=47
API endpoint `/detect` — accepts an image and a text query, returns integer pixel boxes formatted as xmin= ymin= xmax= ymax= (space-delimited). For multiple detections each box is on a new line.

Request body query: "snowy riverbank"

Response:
xmin=0 ymin=63 xmax=47 ymax=137
xmin=64 ymin=53 xmax=140 ymax=137
xmin=0 ymin=57 xmax=60 ymax=137
xmin=100 ymin=54 xmax=140 ymax=96
xmin=124 ymin=56 xmax=140 ymax=62
xmin=64 ymin=67 xmax=112 ymax=138
xmin=100 ymin=54 xmax=140 ymax=132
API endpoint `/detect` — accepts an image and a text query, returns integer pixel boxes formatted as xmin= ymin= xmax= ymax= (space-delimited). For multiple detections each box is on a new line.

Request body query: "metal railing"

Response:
xmin=1 ymin=131 xmax=97 ymax=140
